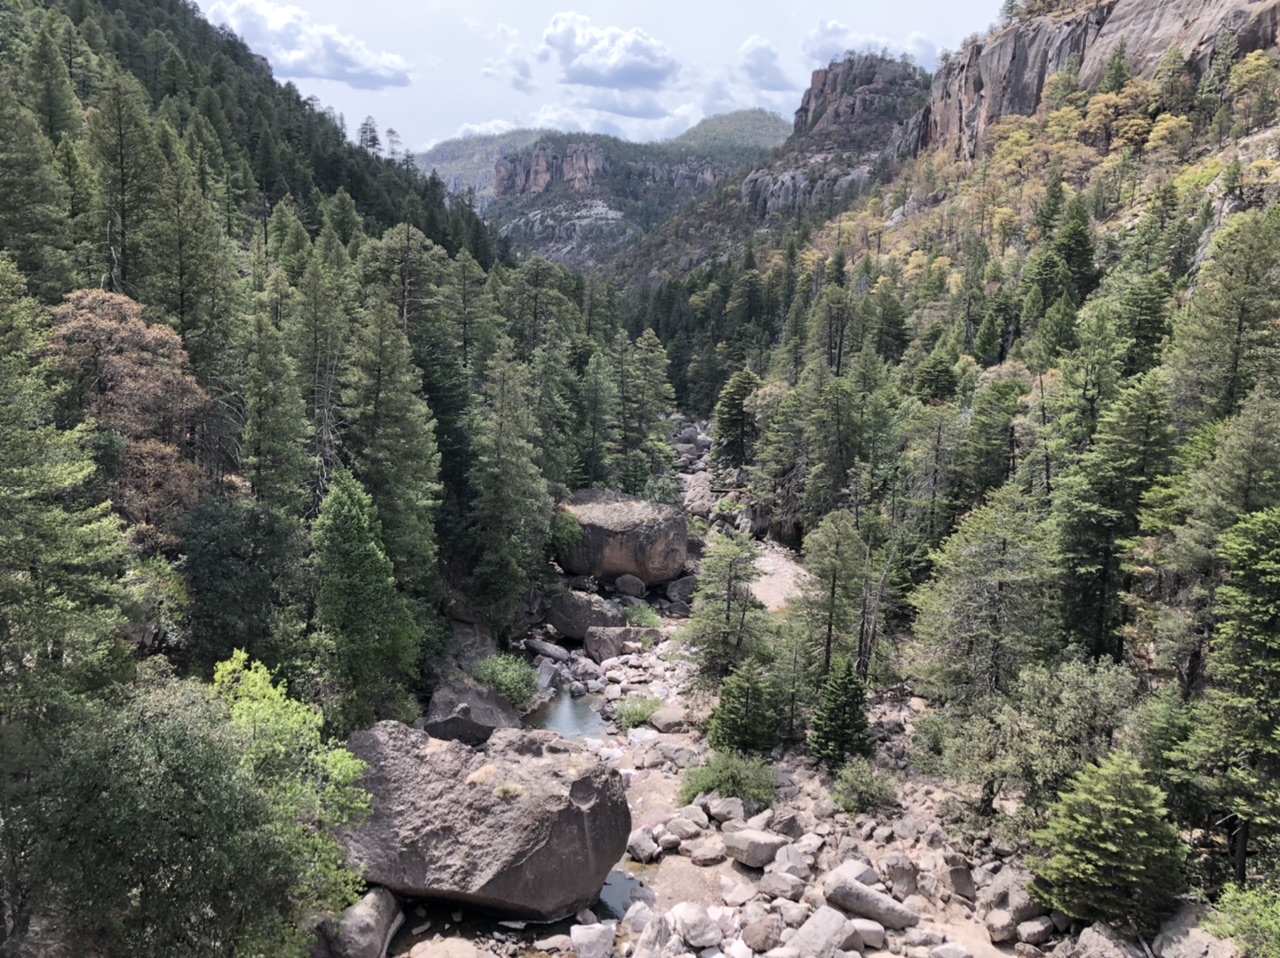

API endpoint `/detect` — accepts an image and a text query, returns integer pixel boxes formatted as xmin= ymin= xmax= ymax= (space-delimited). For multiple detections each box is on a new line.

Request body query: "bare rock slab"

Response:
xmin=343 ymin=723 xmax=630 ymax=922
xmin=723 ymin=828 xmax=790 ymax=869
xmin=824 ymin=860 xmax=920 ymax=929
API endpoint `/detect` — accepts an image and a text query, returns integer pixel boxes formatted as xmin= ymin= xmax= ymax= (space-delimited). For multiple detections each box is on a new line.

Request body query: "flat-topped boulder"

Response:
xmin=417 ymin=679 xmax=521 ymax=745
xmin=343 ymin=723 xmax=630 ymax=922
xmin=557 ymin=490 xmax=688 ymax=585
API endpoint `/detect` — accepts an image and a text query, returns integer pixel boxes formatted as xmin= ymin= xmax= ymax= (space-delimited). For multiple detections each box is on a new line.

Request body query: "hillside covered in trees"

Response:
xmin=4 ymin=0 xmax=1280 ymax=954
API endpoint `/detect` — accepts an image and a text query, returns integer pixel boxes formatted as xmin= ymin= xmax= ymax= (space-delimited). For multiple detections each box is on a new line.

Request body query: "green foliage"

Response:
xmin=707 ymin=664 xmax=781 ymax=753
xmin=685 ymin=530 xmax=772 ymax=685
xmin=809 ymin=657 xmax=874 ymax=770
xmin=615 ymin=695 xmax=662 ymax=731
xmin=1030 ymin=751 xmax=1186 ymax=934
xmin=1210 ymin=883 xmax=1280 ymax=958
xmin=624 ymin=604 xmax=662 ymax=628
xmin=833 ymin=758 xmax=897 ymax=814
xmin=794 ymin=510 xmax=869 ymax=680
xmin=713 ymin=368 xmax=763 ymax=467
xmin=679 ymin=751 xmax=775 ymax=809
xmin=473 ymin=654 xmax=539 ymax=708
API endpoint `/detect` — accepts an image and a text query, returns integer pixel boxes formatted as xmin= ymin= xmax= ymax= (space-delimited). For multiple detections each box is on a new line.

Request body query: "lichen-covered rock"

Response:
xmin=343 ymin=723 xmax=630 ymax=922
xmin=557 ymin=490 xmax=688 ymax=585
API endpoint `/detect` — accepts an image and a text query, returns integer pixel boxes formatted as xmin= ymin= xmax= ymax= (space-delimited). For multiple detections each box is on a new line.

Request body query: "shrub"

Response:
xmin=473 ymin=654 xmax=538 ymax=708
xmin=549 ymin=510 xmax=582 ymax=556
xmin=624 ymin=604 xmax=661 ymax=628
xmin=833 ymin=758 xmax=897 ymax=814
xmin=1210 ymin=883 xmax=1280 ymax=958
xmin=616 ymin=696 xmax=661 ymax=731
xmin=1030 ymin=750 xmax=1186 ymax=934
xmin=707 ymin=665 xmax=780 ymax=753
xmin=679 ymin=751 xmax=775 ymax=809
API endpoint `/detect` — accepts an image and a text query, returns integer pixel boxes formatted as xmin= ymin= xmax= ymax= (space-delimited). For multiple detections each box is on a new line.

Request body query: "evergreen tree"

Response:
xmin=467 ymin=341 xmax=552 ymax=631
xmin=0 ymin=83 xmax=69 ymax=298
xmin=577 ymin=351 xmax=618 ymax=488
xmin=1055 ymin=370 xmax=1175 ymax=660
xmin=809 ymin=657 xmax=874 ymax=770
xmin=1030 ymin=751 xmax=1186 ymax=933
xmin=707 ymin=664 xmax=781 ymax=754
xmin=794 ymin=510 xmax=869 ymax=681
xmin=713 ymin=368 xmax=763 ymax=468
xmin=687 ymin=530 xmax=771 ymax=685
xmin=243 ymin=290 xmax=311 ymax=513
xmin=1034 ymin=161 xmax=1065 ymax=235
xmin=1099 ymin=39 xmax=1132 ymax=94
xmin=23 ymin=17 xmax=81 ymax=144
xmin=342 ymin=303 xmax=442 ymax=601
xmin=312 ymin=469 xmax=419 ymax=736
xmin=86 ymin=70 xmax=161 ymax=294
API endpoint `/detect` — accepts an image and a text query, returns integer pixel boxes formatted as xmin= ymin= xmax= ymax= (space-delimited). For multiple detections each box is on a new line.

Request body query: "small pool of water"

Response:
xmin=524 ymin=689 xmax=608 ymax=741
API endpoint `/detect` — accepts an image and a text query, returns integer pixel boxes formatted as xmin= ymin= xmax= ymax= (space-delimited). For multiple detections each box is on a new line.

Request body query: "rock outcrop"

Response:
xmin=557 ymin=490 xmax=688 ymax=585
xmin=343 ymin=723 xmax=630 ymax=922
xmin=417 ymin=679 xmax=521 ymax=745
xmin=547 ymin=590 xmax=626 ymax=641
xmin=917 ymin=0 xmax=1280 ymax=157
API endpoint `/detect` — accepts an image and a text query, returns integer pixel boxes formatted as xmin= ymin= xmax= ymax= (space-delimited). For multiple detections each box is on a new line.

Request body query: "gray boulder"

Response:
xmin=851 ymin=917 xmax=886 ymax=949
xmin=788 ymin=905 xmax=862 ymax=958
xmin=570 ymin=923 xmax=615 ymax=958
xmin=418 ymin=680 xmax=521 ymax=746
xmin=615 ymin=573 xmax=647 ymax=597
xmin=648 ymin=706 xmax=687 ymax=733
xmin=1153 ymin=903 xmax=1239 ymax=958
xmin=1074 ymin=924 xmax=1145 ymax=958
xmin=665 ymin=575 xmax=698 ymax=604
xmin=628 ymin=827 xmax=661 ymax=864
xmin=526 ymin=638 xmax=570 ymax=663
xmin=824 ymin=860 xmax=920 ymax=929
xmin=669 ymin=901 xmax=722 ymax=948
xmin=557 ymin=490 xmax=688 ymax=585
xmin=584 ymin=626 xmax=660 ymax=664
xmin=986 ymin=909 xmax=1017 ymax=943
xmin=723 ymin=828 xmax=790 ymax=869
xmin=1019 ymin=916 xmax=1056 ymax=945
xmin=547 ymin=591 xmax=625 ymax=641
xmin=313 ymin=888 xmax=403 ymax=958
xmin=342 ymin=723 xmax=630 ymax=922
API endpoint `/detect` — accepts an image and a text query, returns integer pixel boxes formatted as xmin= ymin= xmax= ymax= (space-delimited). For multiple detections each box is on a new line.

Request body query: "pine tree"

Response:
xmin=809 ymin=657 xmax=874 ymax=770
xmin=707 ymin=663 xmax=781 ymax=754
xmin=794 ymin=510 xmax=869 ymax=681
xmin=86 ymin=70 xmax=162 ymax=294
xmin=1056 ymin=370 xmax=1175 ymax=660
xmin=54 ymin=136 xmax=101 ymax=289
xmin=1099 ymin=39 xmax=1132 ymax=95
xmin=342 ymin=303 xmax=442 ymax=601
xmin=467 ymin=341 xmax=552 ymax=631
xmin=243 ymin=285 xmax=311 ymax=513
xmin=577 ymin=351 xmax=618 ymax=488
xmin=23 ymin=17 xmax=81 ymax=144
xmin=1034 ymin=161 xmax=1065 ymax=235
xmin=1030 ymin=751 xmax=1186 ymax=934
xmin=686 ymin=530 xmax=771 ymax=685
xmin=312 ymin=469 xmax=419 ymax=736
xmin=0 ymin=83 xmax=69 ymax=298
xmin=713 ymin=369 xmax=763 ymax=468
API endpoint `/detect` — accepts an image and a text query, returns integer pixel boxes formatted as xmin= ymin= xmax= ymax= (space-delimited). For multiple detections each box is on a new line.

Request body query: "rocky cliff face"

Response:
xmin=919 ymin=0 xmax=1280 ymax=156
xmin=494 ymin=142 xmax=726 ymax=199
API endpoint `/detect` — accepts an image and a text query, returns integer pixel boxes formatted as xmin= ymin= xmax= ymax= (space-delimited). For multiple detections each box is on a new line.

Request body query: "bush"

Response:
xmin=616 ymin=696 xmax=661 ymax=731
xmin=833 ymin=758 xmax=897 ymax=814
xmin=679 ymin=751 xmax=775 ymax=809
xmin=1030 ymin=750 xmax=1186 ymax=934
xmin=549 ymin=510 xmax=582 ymax=556
xmin=1210 ymin=883 xmax=1280 ymax=958
xmin=624 ymin=604 xmax=662 ymax=628
xmin=473 ymin=655 xmax=539 ymax=708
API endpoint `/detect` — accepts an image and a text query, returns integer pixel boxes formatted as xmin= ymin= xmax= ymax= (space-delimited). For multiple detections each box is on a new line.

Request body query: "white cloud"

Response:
xmin=540 ymin=12 xmax=680 ymax=90
xmin=208 ymin=0 xmax=410 ymax=89
xmin=457 ymin=119 xmax=519 ymax=137
xmin=739 ymin=36 xmax=795 ymax=93
xmin=483 ymin=46 xmax=536 ymax=93
xmin=802 ymin=19 xmax=939 ymax=70
xmin=578 ymin=89 xmax=671 ymax=120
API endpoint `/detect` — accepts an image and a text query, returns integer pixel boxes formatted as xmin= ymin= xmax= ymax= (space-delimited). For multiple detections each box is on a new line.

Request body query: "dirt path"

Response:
xmin=751 ymin=539 xmax=807 ymax=612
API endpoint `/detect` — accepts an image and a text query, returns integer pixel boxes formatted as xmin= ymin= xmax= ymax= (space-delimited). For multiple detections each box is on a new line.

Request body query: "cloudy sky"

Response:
xmin=198 ymin=0 xmax=998 ymax=149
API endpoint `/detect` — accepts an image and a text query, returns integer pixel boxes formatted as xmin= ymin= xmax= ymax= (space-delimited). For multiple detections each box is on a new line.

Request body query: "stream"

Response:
xmin=522 ymin=688 xmax=608 ymax=742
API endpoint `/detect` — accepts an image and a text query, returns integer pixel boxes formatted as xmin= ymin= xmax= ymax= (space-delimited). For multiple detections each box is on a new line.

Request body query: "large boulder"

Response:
xmin=557 ymin=490 xmax=688 ymax=585
xmin=788 ymin=906 xmax=862 ymax=958
xmin=547 ymin=590 xmax=625 ymax=641
xmin=1074 ymin=924 xmax=1145 ymax=958
xmin=417 ymin=680 xmax=521 ymax=745
xmin=722 ymin=828 xmax=790 ymax=868
xmin=343 ymin=723 xmax=630 ymax=922
xmin=1153 ymin=903 xmax=1239 ymax=958
xmin=824 ymin=860 xmax=920 ymax=929
xmin=584 ymin=626 xmax=660 ymax=664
